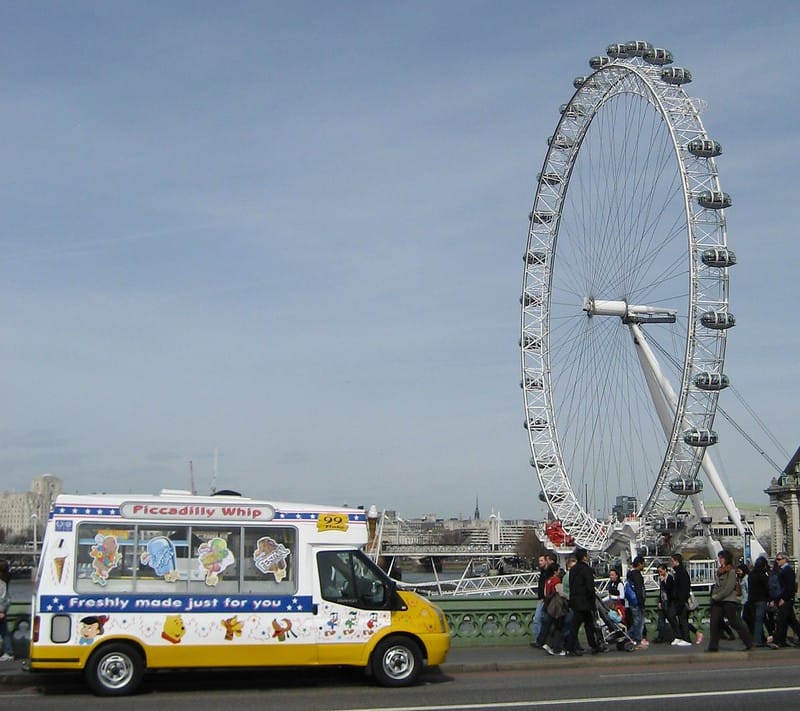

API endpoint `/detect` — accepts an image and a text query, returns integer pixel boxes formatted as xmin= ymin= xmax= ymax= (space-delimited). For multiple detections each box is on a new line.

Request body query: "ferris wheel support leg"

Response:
xmin=629 ymin=325 xmax=760 ymax=557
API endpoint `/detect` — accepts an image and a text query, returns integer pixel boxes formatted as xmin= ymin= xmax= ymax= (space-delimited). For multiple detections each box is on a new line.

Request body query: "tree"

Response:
xmin=516 ymin=528 xmax=547 ymax=568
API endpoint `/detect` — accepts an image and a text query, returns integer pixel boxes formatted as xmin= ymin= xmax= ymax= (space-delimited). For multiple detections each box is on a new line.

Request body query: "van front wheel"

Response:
xmin=371 ymin=636 xmax=423 ymax=687
xmin=85 ymin=642 xmax=145 ymax=696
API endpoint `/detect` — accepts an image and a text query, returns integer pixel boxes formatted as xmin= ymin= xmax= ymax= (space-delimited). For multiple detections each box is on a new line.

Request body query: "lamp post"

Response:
xmin=366 ymin=505 xmax=379 ymax=556
xmin=31 ymin=513 xmax=38 ymax=574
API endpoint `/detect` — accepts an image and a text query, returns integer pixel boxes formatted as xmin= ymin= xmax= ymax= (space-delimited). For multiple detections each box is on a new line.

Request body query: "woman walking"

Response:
xmin=0 ymin=560 xmax=14 ymax=661
xmin=706 ymin=550 xmax=753 ymax=652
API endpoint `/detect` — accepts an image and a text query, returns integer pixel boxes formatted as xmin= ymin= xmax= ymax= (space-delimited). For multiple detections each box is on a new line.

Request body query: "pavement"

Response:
xmin=1 ymin=640 xmax=797 ymax=687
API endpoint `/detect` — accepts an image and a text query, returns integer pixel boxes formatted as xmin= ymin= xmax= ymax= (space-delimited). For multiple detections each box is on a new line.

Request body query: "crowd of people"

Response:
xmin=531 ymin=547 xmax=800 ymax=656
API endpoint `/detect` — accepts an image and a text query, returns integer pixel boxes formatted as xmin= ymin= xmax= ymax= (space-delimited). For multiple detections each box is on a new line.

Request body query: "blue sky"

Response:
xmin=2 ymin=2 xmax=798 ymax=520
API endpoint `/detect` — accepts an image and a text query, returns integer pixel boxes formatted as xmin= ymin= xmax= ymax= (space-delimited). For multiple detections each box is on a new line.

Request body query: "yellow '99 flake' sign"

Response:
xmin=317 ymin=513 xmax=349 ymax=532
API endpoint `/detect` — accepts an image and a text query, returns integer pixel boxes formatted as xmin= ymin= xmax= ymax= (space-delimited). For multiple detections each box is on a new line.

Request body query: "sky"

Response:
xmin=2 ymin=1 xmax=798 ymax=521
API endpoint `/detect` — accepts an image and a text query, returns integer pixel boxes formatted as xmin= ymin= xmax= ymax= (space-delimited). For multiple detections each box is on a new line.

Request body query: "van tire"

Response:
xmin=85 ymin=642 xmax=145 ymax=696
xmin=371 ymin=636 xmax=423 ymax=687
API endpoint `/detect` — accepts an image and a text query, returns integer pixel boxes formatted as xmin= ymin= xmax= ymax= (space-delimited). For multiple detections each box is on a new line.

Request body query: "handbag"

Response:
xmin=687 ymin=592 xmax=699 ymax=611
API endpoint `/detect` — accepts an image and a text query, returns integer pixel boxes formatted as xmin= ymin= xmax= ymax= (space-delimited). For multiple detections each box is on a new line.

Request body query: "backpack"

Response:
xmin=768 ymin=570 xmax=783 ymax=600
xmin=624 ymin=580 xmax=638 ymax=606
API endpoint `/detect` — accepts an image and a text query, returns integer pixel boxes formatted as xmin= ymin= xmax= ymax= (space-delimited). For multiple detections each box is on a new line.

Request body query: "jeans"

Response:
xmin=629 ymin=606 xmax=645 ymax=642
xmin=668 ymin=602 xmax=690 ymax=642
xmin=751 ymin=600 xmax=768 ymax=645
xmin=533 ymin=599 xmax=546 ymax=641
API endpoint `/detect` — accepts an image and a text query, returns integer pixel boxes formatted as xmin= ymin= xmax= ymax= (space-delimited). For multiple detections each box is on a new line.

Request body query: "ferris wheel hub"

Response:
xmin=583 ymin=298 xmax=677 ymax=323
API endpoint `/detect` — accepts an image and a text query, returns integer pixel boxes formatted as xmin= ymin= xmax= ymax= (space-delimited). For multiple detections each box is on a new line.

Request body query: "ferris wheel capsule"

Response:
xmin=683 ymin=429 xmax=718 ymax=447
xmin=625 ymin=40 xmax=653 ymax=57
xmin=688 ymin=138 xmax=722 ymax=157
xmin=698 ymin=190 xmax=732 ymax=209
xmin=669 ymin=477 xmax=704 ymax=496
xmin=693 ymin=371 xmax=730 ymax=391
xmin=606 ymin=43 xmax=629 ymax=59
xmin=701 ymin=311 xmax=736 ymax=329
xmin=643 ymin=48 xmax=674 ymax=65
xmin=661 ymin=67 xmax=692 ymax=85
xmin=701 ymin=248 xmax=737 ymax=268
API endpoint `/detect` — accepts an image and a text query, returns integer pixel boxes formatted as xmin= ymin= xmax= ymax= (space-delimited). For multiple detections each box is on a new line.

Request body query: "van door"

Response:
xmin=314 ymin=549 xmax=395 ymax=664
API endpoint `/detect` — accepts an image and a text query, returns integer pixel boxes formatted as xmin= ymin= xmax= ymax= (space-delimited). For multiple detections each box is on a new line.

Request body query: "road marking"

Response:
xmin=329 ymin=686 xmax=800 ymax=711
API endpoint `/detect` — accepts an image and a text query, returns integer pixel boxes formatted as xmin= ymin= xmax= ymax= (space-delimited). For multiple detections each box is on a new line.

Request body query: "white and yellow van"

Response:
xmin=29 ymin=490 xmax=450 ymax=695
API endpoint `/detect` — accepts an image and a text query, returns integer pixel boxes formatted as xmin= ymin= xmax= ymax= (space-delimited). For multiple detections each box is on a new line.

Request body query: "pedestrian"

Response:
xmin=747 ymin=556 xmax=770 ymax=646
xmin=626 ymin=556 xmax=648 ymax=648
xmin=767 ymin=552 xmax=800 ymax=649
xmin=736 ymin=563 xmax=751 ymax=632
xmin=706 ymin=550 xmax=753 ymax=652
xmin=532 ymin=552 xmax=557 ymax=647
xmin=654 ymin=563 xmax=675 ymax=643
xmin=669 ymin=553 xmax=692 ymax=645
xmin=560 ymin=557 xmax=579 ymax=653
xmin=0 ymin=560 xmax=14 ymax=662
xmin=567 ymin=548 xmax=602 ymax=656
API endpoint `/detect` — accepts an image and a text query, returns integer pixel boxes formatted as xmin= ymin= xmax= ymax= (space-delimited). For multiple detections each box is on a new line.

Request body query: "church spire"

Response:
xmin=473 ymin=494 xmax=480 ymax=520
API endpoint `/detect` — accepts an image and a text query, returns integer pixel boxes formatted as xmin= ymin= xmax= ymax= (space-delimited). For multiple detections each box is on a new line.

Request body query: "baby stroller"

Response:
xmin=595 ymin=592 xmax=636 ymax=652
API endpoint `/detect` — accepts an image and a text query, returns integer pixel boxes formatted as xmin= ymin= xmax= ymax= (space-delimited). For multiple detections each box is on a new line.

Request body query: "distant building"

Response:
xmin=0 ymin=474 xmax=63 ymax=541
xmin=612 ymin=495 xmax=638 ymax=521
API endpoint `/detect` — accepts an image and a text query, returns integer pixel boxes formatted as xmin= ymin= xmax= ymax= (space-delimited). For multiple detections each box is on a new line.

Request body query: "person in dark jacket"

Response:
xmin=769 ymin=552 xmax=800 ymax=648
xmin=627 ymin=556 xmax=647 ymax=647
xmin=669 ymin=553 xmax=692 ymax=644
xmin=747 ymin=555 xmax=770 ymax=646
xmin=567 ymin=548 xmax=602 ymax=655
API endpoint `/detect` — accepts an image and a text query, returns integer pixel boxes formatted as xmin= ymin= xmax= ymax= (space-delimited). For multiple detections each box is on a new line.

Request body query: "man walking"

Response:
xmin=768 ymin=552 xmax=800 ymax=648
xmin=532 ymin=552 xmax=556 ymax=647
xmin=626 ymin=556 xmax=648 ymax=648
xmin=567 ymin=548 xmax=602 ymax=655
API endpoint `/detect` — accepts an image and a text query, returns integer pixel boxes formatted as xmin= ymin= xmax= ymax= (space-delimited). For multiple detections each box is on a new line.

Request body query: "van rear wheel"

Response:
xmin=85 ymin=642 xmax=144 ymax=696
xmin=371 ymin=636 xmax=423 ymax=687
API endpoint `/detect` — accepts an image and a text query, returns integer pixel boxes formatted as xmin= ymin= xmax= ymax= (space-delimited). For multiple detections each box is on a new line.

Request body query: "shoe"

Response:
xmin=529 ymin=641 xmax=542 ymax=648
xmin=695 ymin=632 xmax=704 ymax=645
xmin=670 ymin=639 xmax=679 ymax=646
xmin=543 ymin=644 xmax=554 ymax=656
xmin=767 ymin=643 xmax=780 ymax=649
xmin=676 ymin=639 xmax=692 ymax=647
xmin=557 ymin=650 xmax=566 ymax=656
xmin=0 ymin=654 xmax=13 ymax=662
xmin=639 ymin=639 xmax=649 ymax=648
xmin=567 ymin=649 xmax=584 ymax=657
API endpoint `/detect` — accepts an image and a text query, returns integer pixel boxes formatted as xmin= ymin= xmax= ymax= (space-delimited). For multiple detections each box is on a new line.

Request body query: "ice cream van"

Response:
xmin=28 ymin=490 xmax=450 ymax=695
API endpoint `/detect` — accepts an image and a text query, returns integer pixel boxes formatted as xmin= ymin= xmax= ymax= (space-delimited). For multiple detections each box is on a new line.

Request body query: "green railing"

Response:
xmin=435 ymin=591 xmax=719 ymax=646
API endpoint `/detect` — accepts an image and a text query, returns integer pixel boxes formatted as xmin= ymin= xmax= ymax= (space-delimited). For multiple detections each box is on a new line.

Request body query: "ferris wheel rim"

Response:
xmin=521 ymin=45 xmax=732 ymax=552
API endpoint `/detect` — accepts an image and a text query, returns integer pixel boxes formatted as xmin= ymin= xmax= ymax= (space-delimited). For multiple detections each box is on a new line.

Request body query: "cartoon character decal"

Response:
xmin=271 ymin=618 xmax=298 ymax=641
xmin=197 ymin=537 xmax=235 ymax=586
xmin=221 ymin=615 xmax=243 ymax=641
xmin=323 ymin=611 xmax=339 ymax=637
xmin=79 ymin=615 xmax=108 ymax=645
xmin=253 ymin=536 xmax=290 ymax=581
xmin=140 ymin=536 xmax=179 ymax=582
xmin=89 ymin=534 xmax=121 ymax=585
xmin=161 ymin=615 xmax=186 ymax=644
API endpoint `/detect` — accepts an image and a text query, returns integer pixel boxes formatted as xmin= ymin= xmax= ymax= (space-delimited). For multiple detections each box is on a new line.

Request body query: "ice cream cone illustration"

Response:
xmin=54 ymin=556 xmax=67 ymax=583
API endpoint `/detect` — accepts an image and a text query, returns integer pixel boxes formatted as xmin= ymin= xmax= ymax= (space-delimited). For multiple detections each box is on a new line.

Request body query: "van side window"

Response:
xmin=242 ymin=527 xmax=297 ymax=594
xmin=189 ymin=527 xmax=240 ymax=593
xmin=136 ymin=527 xmax=189 ymax=592
xmin=317 ymin=550 xmax=390 ymax=609
xmin=76 ymin=524 xmax=135 ymax=592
